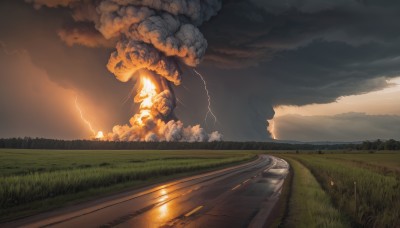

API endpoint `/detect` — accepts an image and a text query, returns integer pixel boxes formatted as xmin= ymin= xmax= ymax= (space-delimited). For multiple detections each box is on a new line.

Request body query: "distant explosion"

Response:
xmin=107 ymin=70 xmax=221 ymax=142
xmin=28 ymin=0 xmax=222 ymax=142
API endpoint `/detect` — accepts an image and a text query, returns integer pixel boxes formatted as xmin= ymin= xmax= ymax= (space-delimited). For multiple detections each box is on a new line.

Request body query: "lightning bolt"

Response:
xmin=75 ymin=96 xmax=96 ymax=136
xmin=193 ymin=69 xmax=217 ymax=125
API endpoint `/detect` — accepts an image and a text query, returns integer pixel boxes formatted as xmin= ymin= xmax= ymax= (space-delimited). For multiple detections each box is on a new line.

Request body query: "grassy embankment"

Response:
xmin=279 ymin=152 xmax=400 ymax=228
xmin=280 ymin=157 xmax=350 ymax=227
xmin=0 ymin=149 xmax=255 ymax=221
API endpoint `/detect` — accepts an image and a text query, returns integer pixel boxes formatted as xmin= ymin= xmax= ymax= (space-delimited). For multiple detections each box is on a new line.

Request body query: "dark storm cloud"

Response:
xmin=1 ymin=0 xmax=400 ymax=141
xmin=202 ymin=0 xmax=400 ymax=68
xmin=190 ymin=0 xmax=400 ymax=140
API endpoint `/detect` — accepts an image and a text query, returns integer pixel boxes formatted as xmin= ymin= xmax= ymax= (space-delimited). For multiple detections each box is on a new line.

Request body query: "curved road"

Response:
xmin=4 ymin=155 xmax=289 ymax=228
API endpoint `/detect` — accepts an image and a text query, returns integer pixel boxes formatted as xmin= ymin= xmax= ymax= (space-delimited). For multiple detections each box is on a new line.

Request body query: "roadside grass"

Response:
xmin=319 ymin=153 xmax=400 ymax=176
xmin=285 ymin=153 xmax=400 ymax=227
xmin=279 ymin=157 xmax=350 ymax=228
xmin=0 ymin=149 xmax=254 ymax=221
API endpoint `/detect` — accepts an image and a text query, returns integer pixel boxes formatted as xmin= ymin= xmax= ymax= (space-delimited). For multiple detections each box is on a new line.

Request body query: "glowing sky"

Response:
xmin=271 ymin=77 xmax=400 ymax=141
xmin=275 ymin=77 xmax=400 ymax=117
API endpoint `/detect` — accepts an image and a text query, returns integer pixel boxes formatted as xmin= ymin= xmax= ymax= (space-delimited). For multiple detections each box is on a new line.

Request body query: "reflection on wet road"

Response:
xmin=6 ymin=155 xmax=289 ymax=228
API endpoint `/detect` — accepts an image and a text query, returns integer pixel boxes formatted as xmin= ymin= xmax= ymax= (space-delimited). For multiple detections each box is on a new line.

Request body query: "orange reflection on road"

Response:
xmin=157 ymin=188 xmax=170 ymax=220
xmin=158 ymin=203 xmax=169 ymax=219
xmin=159 ymin=189 xmax=168 ymax=202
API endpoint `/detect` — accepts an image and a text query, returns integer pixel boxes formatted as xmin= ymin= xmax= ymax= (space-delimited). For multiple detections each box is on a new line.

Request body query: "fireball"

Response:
xmin=95 ymin=131 xmax=104 ymax=139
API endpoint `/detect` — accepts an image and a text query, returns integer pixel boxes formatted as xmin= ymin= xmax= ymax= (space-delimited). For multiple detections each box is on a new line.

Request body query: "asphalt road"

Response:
xmin=4 ymin=155 xmax=289 ymax=228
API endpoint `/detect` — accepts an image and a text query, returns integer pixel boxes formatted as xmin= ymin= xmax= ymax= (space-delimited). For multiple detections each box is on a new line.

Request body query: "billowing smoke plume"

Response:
xmin=27 ymin=0 xmax=222 ymax=142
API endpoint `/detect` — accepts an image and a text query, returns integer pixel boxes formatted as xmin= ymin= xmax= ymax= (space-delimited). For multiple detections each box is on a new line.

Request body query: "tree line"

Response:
xmin=357 ymin=139 xmax=400 ymax=150
xmin=0 ymin=137 xmax=398 ymax=150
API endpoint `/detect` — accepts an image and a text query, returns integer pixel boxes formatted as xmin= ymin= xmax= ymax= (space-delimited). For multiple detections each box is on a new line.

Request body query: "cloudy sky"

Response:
xmin=0 ymin=0 xmax=399 ymax=142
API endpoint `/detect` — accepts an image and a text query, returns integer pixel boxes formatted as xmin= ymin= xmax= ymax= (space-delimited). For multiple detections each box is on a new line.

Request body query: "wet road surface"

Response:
xmin=4 ymin=155 xmax=289 ymax=228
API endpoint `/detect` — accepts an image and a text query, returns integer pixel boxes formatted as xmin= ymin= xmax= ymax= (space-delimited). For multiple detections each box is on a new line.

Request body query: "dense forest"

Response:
xmin=0 ymin=138 xmax=399 ymax=150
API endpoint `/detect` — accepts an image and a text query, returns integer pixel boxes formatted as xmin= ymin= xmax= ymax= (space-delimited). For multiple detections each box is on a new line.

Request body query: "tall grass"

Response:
xmin=291 ymin=155 xmax=400 ymax=227
xmin=282 ymin=157 xmax=350 ymax=228
xmin=0 ymin=150 xmax=254 ymax=211
xmin=321 ymin=153 xmax=400 ymax=176
xmin=0 ymin=149 xmax=253 ymax=177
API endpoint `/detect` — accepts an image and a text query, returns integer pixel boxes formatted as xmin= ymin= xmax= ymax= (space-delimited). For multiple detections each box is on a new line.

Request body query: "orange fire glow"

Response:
xmin=95 ymin=131 xmax=104 ymax=139
xmin=132 ymin=76 xmax=158 ymax=126
xmin=102 ymin=71 xmax=222 ymax=142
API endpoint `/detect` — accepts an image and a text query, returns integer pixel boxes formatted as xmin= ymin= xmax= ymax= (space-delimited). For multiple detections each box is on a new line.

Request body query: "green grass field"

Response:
xmin=279 ymin=152 xmax=400 ymax=228
xmin=1 ymin=149 xmax=399 ymax=227
xmin=0 ymin=149 xmax=254 ymax=221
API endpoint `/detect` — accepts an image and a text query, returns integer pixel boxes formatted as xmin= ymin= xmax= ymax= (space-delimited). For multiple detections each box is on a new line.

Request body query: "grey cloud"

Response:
xmin=192 ymin=0 xmax=400 ymax=140
xmin=58 ymin=22 xmax=115 ymax=48
xmin=202 ymin=0 xmax=400 ymax=68
xmin=27 ymin=0 xmax=224 ymax=142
